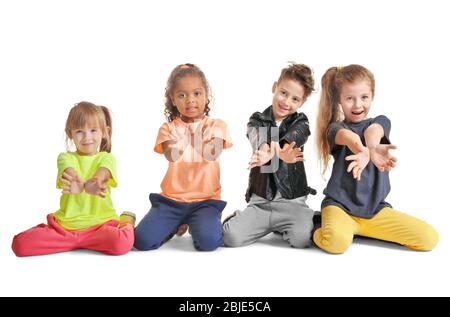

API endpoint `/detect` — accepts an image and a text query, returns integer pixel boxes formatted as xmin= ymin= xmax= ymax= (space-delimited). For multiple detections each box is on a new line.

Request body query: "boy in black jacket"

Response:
xmin=223 ymin=63 xmax=317 ymax=248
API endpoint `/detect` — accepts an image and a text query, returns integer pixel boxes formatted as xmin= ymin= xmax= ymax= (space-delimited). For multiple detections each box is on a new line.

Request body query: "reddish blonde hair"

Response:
xmin=65 ymin=101 xmax=112 ymax=152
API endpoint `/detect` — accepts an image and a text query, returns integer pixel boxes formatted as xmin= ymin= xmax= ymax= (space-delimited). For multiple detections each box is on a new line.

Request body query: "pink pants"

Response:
xmin=12 ymin=214 xmax=134 ymax=256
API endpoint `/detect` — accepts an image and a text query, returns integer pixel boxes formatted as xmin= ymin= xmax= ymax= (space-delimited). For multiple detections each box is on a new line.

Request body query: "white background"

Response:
xmin=1 ymin=0 xmax=449 ymax=297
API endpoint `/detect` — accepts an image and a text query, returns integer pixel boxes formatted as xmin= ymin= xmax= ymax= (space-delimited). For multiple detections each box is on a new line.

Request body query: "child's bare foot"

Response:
xmin=119 ymin=211 xmax=136 ymax=228
xmin=176 ymin=224 xmax=188 ymax=236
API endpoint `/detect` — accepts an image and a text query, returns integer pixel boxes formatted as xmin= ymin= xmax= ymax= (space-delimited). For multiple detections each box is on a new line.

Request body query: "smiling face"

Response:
xmin=171 ymin=74 xmax=208 ymax=123
xmin=271 ymin=79 xmax=305 ymax=122
xmin=339 ymin=79 xmax=373 ymax=123
xmin=70 ymin=118 xmax=104 ymax=156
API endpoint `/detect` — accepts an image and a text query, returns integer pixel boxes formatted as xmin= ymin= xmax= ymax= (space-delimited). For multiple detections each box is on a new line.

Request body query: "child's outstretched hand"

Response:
xmin=369 ymin=144 xmax=397 ymax=172
xmin=84 ymin=177 xmax=107 ymax=197
xmin=248 ymin=142 xmax=274 ymax=169
xmin=61 ymin=171 xmax=84 ymax=194
xmin=345 ymin=147 xmax=370 ymax=181
xmin=275 ymin=142 xmax=304 ymax=164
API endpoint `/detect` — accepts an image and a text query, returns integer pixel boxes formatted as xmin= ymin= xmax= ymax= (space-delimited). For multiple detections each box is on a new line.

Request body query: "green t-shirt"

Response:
xmin=53 ymin=151 xmax=119 ymax=230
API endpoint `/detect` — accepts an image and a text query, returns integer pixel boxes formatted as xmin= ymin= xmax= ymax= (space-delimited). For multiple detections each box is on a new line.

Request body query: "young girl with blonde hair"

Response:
xmin=314 ymin=65 xmax=438 ymax=254
xmin=12 ymin=102 xmax=134 ymax=256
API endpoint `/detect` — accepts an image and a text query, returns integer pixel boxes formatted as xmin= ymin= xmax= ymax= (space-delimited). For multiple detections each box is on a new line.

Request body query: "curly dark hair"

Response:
xmin=278 ymin=63 xmax=315 ymax=101
xmin=164 ymin=63 xmax=211 ymax=122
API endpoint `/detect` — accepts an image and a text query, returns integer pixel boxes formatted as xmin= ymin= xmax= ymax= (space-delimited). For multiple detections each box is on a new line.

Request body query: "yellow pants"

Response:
xmin=313 ymin=205 xmax=439 ymax=254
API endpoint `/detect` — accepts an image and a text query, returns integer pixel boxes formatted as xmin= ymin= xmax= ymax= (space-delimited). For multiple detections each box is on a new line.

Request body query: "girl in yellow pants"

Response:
xmin=314 ymin=206 xmax=438 ymax=254
xmin=314 ymin=64 xmax=438 ymax=254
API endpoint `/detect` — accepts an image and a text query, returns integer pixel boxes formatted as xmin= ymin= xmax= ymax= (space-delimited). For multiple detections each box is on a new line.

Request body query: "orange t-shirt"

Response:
xmin=154 ymin=116 xmax=232 ymax=202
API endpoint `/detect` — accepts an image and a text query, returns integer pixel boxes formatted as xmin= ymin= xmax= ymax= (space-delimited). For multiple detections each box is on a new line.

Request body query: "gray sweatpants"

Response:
xmin=223 ymin=192 xmax=314 ymax=248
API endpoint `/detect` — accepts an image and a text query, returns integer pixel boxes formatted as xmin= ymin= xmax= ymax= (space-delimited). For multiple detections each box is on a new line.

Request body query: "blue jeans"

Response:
xmin=134 ymin=193 xmax=226 ymax=251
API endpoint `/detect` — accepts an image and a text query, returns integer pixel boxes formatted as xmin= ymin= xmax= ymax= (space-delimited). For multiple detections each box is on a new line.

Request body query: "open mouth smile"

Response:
xmin=352 ymin=110 xmax=364 ymax=115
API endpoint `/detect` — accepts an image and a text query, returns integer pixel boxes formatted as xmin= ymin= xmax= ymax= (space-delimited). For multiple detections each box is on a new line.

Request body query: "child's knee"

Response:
xmin=287 ymin=217 xmax=314 ymax=248
xmin=313 ymin=227 xmax=352 ymax=254
xmin=133 ymin=229 xmax=161 ymax=251
xmin=194 ymin=232 xmax=223 ymax=251
xmin=108 ymin=239 xmax=133 ymax=255
xmin=223 ymin=227 xmax=246 ymax=247
xmin=288 ymin=231 xmax=312 ymax=249
xmin=411 ymin=225 xmax=439 ymax=251
xmin=11 ymin=234 xmax=27 ymax=257
xmin=112 ymin=231 xmax=135 ymax=255
xmin=133 ymin=238 xmax=160 ymax=251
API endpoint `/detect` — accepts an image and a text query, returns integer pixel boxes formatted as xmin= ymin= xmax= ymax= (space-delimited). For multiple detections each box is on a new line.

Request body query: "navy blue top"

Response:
xmin=322 ymin=115 xmax=392 ymax=218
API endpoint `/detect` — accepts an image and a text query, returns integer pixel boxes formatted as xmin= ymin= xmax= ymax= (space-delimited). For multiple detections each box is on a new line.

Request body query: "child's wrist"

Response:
xmin=367 ymin=146 xmax=378 ymax=157
xmin=359 ymin=146 xmax=370 ymax=156
xmin=354 ymin=141 xmax=366 ymax=153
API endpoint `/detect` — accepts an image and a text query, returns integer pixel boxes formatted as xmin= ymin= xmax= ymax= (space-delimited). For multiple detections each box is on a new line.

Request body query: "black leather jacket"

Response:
xmin=245 ymin=106 xmax=316 ymax=202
